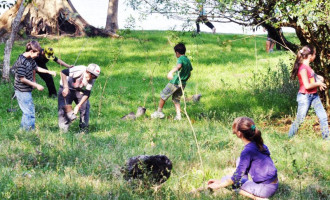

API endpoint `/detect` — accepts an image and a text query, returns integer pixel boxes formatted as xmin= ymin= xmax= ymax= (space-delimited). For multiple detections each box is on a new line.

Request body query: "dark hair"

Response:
xmin=26 ymin=40 xmax=41 ymax=52
xmin=232 ymin=117 xmax=264 ymax=151
xmin=290 ymin=45 xmax=316 ymax=79
xmin=174 ymin=43 xmax=186 ymax=54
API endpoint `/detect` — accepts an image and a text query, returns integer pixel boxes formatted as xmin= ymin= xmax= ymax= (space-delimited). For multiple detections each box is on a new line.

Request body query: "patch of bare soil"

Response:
xmin=260 ymin=114 xmax=330 ymax=134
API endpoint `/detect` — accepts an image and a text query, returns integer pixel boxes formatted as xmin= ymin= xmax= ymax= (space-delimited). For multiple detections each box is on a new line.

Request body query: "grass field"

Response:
xmin=0 ymin=31 xmax=329 ymax=199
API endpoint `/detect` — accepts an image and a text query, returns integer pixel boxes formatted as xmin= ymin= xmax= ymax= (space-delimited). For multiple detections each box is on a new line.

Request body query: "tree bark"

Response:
xmin=0 ymin=0 xmax=22 ymax=41
xmin=105 ymin=0 xmax=119 ymax=33
xmin=2 ymin=0 xmax=25 ymax=82
xmin=262 ymin=23 xmax=297 ymax=52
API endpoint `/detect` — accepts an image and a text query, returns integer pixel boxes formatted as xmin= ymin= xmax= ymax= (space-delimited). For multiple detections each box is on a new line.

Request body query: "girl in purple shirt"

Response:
xmin=207 ymin=117 xmax=278 ymax=199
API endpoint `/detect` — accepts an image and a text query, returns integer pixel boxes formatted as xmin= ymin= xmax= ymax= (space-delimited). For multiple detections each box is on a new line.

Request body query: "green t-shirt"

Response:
xmin=170 ymin=55 xmax=193 ymax=85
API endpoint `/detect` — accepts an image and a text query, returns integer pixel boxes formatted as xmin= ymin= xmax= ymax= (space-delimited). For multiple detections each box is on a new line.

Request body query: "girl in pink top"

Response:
xmin=288 ymin=45 xmax=329 ymax=139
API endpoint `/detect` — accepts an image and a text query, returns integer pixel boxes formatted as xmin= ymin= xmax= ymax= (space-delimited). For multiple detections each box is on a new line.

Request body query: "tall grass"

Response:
xmin=0 ymin=31 xmax=328 ymax=199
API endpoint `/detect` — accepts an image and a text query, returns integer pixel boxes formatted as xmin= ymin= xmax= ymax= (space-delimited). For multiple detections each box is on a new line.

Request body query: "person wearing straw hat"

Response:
xmin=35 ymin=47 xmax=73 ymax=98
xmin=58 ymin=64 xmax=101 ymax=133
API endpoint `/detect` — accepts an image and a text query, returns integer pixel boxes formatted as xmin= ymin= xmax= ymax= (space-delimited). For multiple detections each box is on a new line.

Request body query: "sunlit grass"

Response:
xmin=0 ymin=31 xmax=329 ymax=199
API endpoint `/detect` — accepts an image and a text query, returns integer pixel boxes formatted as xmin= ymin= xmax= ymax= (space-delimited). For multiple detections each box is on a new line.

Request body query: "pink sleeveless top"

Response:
xmin=298 ymin=64 xmax=317 ymax=94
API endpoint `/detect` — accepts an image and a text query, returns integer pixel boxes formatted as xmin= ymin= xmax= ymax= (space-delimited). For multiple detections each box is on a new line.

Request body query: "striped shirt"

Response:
xmin=14 ymin=54 xmax=37 ymax=92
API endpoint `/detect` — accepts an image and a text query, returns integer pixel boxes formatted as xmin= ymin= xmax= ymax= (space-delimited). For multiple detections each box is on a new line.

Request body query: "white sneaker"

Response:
xmin=151 ymin=111 xmax=165 ymax=119
xmin=212 ymin=27 xmax=216 ymax=34
xmin=174 ymin=115 xmax=182 ymax=121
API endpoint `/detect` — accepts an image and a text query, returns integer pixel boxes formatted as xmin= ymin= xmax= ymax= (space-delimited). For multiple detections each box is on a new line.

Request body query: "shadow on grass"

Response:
xmin=197 ymin=88 xmax=295 ymax=122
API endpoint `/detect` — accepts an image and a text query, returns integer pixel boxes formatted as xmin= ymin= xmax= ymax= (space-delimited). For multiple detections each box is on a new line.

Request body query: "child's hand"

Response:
xmin=318 ymin=82 xmax=327 ymax=91
xmin=49 ymin=71 xmax=56 ymax=77
xmin=62 ymin=87 xmax=69 ymax=97
xmin=167 ymin=72 xmax=173 ymax=80
xmin=207 ymin=179 xmax=221 ymax=191
xmin=74 ymin=105 xmax=80 ymax=115
xmin=36 ymin=84 xmax=44 ymax=91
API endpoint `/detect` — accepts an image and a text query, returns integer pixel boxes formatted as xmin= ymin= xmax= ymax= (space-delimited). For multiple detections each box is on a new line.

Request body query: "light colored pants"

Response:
xmin=289 ymin=93 xmax=329 ymax=139
xmin=15 ymin=90 xmax=35 ymax=131
xmin=160 ymin=83 xmax=185 ymax=103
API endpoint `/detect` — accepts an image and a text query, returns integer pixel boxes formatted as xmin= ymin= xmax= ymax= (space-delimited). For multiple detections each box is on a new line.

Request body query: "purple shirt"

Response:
xmin=231 ymin=142 xmax=277 ymax=186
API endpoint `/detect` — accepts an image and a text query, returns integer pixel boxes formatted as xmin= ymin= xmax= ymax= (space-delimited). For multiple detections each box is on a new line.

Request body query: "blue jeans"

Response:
xmin=289 ymin=93 xmax=329 ymax=139
xmin=15 ymin=90 xmax=35 ymax=131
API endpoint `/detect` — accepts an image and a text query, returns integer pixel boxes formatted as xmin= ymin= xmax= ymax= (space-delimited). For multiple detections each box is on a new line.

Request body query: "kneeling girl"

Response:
xmin=207 ymin=117 xmax=278 ymax=200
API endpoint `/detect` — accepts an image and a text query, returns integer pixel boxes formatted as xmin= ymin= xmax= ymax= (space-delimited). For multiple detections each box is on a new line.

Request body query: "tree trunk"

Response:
xmin=2 ymin=0 xmax=25 ymax=82
xmin=0 ymin=0 xmax=118 ymax=38
xmin=262 ymin=23 xmax=298 ymax=52
xmin=105 ymin=0 xmax=119 ymax=33
xmin=0 ymin=0 xmax=22 ymax=39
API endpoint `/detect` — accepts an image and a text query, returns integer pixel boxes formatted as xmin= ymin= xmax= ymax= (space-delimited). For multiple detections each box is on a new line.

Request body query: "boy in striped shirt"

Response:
xmin=14 ymin=41 xmax=56 ymax=131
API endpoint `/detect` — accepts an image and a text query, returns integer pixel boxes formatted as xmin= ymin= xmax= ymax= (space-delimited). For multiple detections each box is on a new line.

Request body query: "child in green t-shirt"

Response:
xmin=151 ymin=43 xmax=193 ymax=120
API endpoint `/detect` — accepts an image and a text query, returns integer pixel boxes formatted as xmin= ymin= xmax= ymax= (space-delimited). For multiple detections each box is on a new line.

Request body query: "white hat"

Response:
xmin=87 ymin=63 xmax=101 ymax=78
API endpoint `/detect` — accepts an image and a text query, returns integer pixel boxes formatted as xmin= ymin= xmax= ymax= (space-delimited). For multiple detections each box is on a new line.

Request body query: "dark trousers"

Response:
xmin=196 ymin=15 xmax=214 ymax=33
xmin=37 ymin=65 xmax=57 ymax=97
xmin=58 ymin=87 xmax=90 ymax=132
